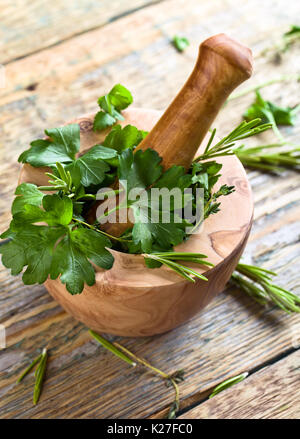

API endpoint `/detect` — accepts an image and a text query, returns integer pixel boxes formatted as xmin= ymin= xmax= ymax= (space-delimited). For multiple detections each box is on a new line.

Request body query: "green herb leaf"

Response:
xmin=243 ymin=91 xmax=299 ymax=141
xmin=172 ymin=35 xmax=190 ymax=52
xmin=33 ymin=348 xmax=48 ymax=405
xmin=93 ymin=84 xmax=133 ymax=131
xmin=284 ymin=25 xmax=300 ymax=37
xmin=12 ymin=194 xmax=73 ymax=227
xmin=50 ymin=228 xmax=113 ymax=295
xmin=12 ymin=183 xmax=44 ymax=215
xmin=89 ymin=330 xmax=136 ymax=367
xmin=118 ymin=148 xmax=163 ymax=193
xmin=16 ymin=353 xmax=43 ymax=383
xmin=209 ymin=372 xmax=248 ymax=398
xmin=18 ymin=124 xmax=80 ymax=166
xmin=103 ymin=124 xmax=147 ymax=153
xmin=65 ymin=150 xmax=110 ymax=188
xmin=0 ymin=225 xmax=66 ymax=283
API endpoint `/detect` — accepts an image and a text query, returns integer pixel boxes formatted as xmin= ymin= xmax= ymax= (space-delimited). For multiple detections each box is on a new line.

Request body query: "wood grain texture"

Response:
xmin=0 ymin=0 xmax=299 ymax=419
xmin=0 ymin=0 xmax=162 ymax=64
xmin=18 ymin=109 xmax=253 ymax=336
xmin=180 ymin=350 xmax=300 ymax=419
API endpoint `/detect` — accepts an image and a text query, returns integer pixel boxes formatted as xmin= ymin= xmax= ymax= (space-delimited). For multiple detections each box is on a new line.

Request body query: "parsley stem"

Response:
xmin=72 ymin=217 xmax=131 ymax=243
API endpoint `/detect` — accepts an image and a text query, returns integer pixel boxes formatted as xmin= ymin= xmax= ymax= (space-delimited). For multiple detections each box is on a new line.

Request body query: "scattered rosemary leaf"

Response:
xmin=209 ymin=372 xmax=248 ymax=398
xmin=16 ymin=353 xmax=43 ymax=383
xmin=33 ymin=348 xmax=48 ymax=405
xmin=89 ymin=330 xmax=136 ymax=367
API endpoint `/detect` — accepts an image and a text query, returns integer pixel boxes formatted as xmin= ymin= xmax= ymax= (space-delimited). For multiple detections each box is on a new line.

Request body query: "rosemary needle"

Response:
xmin=16 ymin=353 xmax=43 ymax=383
xmin=33 ymin=348 xmax=48 ymax=405
xmin=89 ymin=330 xmax=136 ymax=367
xmin=209 ymin=372 xmax=248 ymax=398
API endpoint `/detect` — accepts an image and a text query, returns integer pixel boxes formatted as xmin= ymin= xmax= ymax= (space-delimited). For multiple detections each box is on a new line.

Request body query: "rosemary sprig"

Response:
xmin=89 ymin=330 xmax=185 ymax=419
xmin=143 ymin=252 xmax=213 ymax=282
xmin=232 ymin=263 xmax=300 ymax=313
xmin=38 ymin=162 xmax=75 ymax=196
xmin=193 ymin=119 xmax=272 ymax=162
xmin=234 ymin=143 xmax=300 ymax=172
xmin=209 ymin=372 xmax=248 ymax=398
xmin=17 ymin=348 xmax=48 ymax=405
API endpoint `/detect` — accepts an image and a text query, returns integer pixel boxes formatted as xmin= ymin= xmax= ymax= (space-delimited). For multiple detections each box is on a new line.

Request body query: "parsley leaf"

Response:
xmin=18 ymin=124 xmax=80 ymax=167
xmin=243 ymin=91 xmax=300 ymax=140
xmin=1 ymin=225 xmax=66 ymax=283
xmin=172 ymin=35 xmax=190 ymax=52
xmin=118 ymin=148 xmax=163 ymax=193
xmin=12 ymin=183 xmax=44 ymax=215
xmin=102 ymin=125 xmax=147 ymax=153
xmin=65 ymin=147 xmax=112 ymax=187
xmin=93 ymin=84 xmax=133 ymax=131
xmin=50 ymin=228 xmax=113 ymax=295
xmin=284 ymin=25 xmax=300 ymax=37
xmin=12 ymin=194 xmax=73 ymax=227
xmin=132 ymin=207 xmax=186 ymax=253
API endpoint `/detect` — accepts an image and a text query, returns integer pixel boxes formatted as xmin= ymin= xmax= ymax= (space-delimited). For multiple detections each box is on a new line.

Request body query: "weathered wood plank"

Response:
xmin=180 ymin=350 xmax=300 ymax=419
xmin=0 ymin=0 xmax=163 ymax=64
xmin=0 ymin=0 xmax=300 ymax=419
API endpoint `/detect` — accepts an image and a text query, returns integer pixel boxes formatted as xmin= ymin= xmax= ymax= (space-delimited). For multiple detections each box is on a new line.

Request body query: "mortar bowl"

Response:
xmin=19 ymin=108 xmax=253 ymax=337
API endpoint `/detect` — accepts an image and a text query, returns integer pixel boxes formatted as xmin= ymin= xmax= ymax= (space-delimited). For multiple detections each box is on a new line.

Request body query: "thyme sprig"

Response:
xmin=232 ymin=263 xmax=300 ymax=313
xmin=89 ymin=330 xmax=184 ymax=419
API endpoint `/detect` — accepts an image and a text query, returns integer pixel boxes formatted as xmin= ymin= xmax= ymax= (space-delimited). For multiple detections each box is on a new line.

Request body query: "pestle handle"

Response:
xmin=134 ymin=33 xmax=253 ymax=169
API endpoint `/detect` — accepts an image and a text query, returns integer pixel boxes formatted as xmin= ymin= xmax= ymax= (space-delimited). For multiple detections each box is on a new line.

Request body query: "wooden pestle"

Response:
xmin=89 ymin=33 xmax=253 ymax=236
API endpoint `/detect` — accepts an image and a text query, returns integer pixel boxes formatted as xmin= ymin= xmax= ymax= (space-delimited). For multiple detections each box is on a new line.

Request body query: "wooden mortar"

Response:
xmin=18 ymin=35 xmax=254 ymax=337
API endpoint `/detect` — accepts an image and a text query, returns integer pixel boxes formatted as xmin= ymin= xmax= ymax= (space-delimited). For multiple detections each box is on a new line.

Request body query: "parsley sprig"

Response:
xmin=93 ymin=84 xmax=133 ymax=131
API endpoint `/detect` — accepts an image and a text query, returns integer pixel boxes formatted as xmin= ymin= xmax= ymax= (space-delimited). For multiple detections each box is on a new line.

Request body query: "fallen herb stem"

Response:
xmin=227 ymin=75 xmax=300 ymax=102
xmin=90 ymin=330 xmax=182 ymax=419
xmin=16 ymin=353 xmax=42 ymax=383
xmin=89 ymin=330 xmax=136 ymax=367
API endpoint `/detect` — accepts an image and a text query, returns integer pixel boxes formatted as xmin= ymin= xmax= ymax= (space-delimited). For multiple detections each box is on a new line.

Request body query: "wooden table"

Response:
xmin=0 ymin=0 xmax=299 ymax=419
